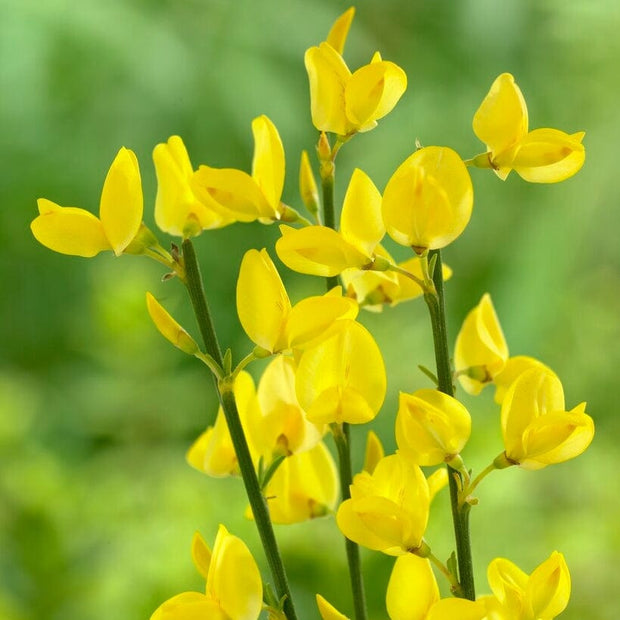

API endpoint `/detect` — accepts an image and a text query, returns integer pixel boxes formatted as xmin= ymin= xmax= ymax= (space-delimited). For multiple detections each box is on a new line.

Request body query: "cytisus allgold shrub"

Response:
xmin=31 ymin=6 xmax=592 ymax=620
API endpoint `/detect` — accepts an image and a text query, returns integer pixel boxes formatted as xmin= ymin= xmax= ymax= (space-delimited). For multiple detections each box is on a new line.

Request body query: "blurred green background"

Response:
xmin=2 ymin=0 xmax=618 ymax=618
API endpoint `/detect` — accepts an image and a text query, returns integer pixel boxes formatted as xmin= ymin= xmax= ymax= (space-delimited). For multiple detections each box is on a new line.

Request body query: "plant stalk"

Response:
xmin=182 ymin=239 xmax=298 ymax=620
xmin=423 ymin=249 xmax=476 ymax=600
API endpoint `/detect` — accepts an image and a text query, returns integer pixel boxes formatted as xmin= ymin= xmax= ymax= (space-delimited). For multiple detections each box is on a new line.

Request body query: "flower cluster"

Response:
xmin=31 ymin=6 xmax=592 ymax=620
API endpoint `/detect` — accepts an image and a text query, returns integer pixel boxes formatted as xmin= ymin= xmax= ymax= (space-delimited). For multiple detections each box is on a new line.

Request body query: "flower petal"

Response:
xmin=325 ymin=7 xmax=355 ymax=55
xmin=31 ymin=199 xmax=111 ymax=257
xmin=251 ymin=115 xmax=285 ymax=214
xmin=387 ymin=555 xmax=439 ymax=620
xmin=99 ymin=147 xmax=143 ymax=255
xmin=236 ymin=249 xmax=290 ymax=352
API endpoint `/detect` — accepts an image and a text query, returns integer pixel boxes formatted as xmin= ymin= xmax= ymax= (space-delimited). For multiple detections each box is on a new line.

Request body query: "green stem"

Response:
xmin=333 ymin=425 xmax=368 ymax=620
xmin=321 ymin=173 xmax=339 ymax=291
xmin=423 ymin=249 xmax=476 ymax=601
xmin=427 ymin=549 xmax=463 ymax=597
xmin=462 ymin=462 xmax=498 ymax=505
xmin=181 ymin=239 xmax=298 ymax=620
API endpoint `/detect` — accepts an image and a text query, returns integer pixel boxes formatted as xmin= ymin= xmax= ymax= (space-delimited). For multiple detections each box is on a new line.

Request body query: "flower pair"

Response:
xmin=305 ymin=7 xmax=407 ymax=137
xmin=473 ymin=73 xmax=585 ymax=183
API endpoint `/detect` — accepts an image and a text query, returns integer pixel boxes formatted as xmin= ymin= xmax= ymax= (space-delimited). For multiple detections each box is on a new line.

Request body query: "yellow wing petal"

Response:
xmin=473 ymin=73 xmax=528 ymax=157
xmin=276 ymin=224 xmax=368 ymax=276
xmin=251 ymin=115 xmax=285 ymax=215
xmin=236 ymin=249 xmax=290 ymax=352
xmin=387 ymin=555 xmax=439 ymax=620
xmin=305 ymin=43 xmax=352 ymax=135
xmin=208 ymin=525 xmax=263 ymax=620
xmin=340 ymin=168 xmax=384 ymax=257
xmin=31 ymin=199 xmax=110 ymax=257
xmin=512 ymin=128 xmax=585 ymax=183
xmin=99 ymin=147 xmax=143 ymax=255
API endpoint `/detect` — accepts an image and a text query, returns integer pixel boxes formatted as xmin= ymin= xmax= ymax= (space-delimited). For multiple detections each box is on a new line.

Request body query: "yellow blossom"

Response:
xmin=395 ymin=389 xmax=471 ymax=466
xmin=255 ymin=441 xmax=339 ymax=524
xmin=295 ymin=319 xmax=386 ymax=425
xmin=254 ymin=356 xmax=324 ymax=457
xmin=499 ymin=368 xmax=594 ymax=470
xmin=473 ymin=72 xmax=585 ymax=182
xmin=342 ymin=249 xmax=453 ymax=311
xmin=317 ymin=595 xmax=350 ymax=620
xmin=276 ymin=168 xmax=384 ymax=276
xmin=236 ymin=248 xmax=357 ymax=354
xmin=382 ymin=146 xmax=473 ymax=251
xmin=481 ymin=551 xmax=571 ymax=620
xmin=153 ymin=135 xmax=233 ymax=237
xmin=299 ymin=150 xmax=320 ymax=216
xmin=192 ymin=115 xmax=286 ymax=223
xmin=336 ymin=453 xmax=429 ymax=555
xmin=387 ymin=554 xmax=486 ymax=620
xmin=31 ymin=147 xmax=143 ymax=257
xmin=305 ymin=9 xmax=406 ymax=136
xmin=455 ymin=293 xmax=509 ymax=395
xmin=150 ymin=526 xmax=262 ymax=620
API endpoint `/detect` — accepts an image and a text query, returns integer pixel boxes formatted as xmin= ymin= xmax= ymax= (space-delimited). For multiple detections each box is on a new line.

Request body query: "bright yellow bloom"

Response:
xmin=31 ymin=147 xmax=143 ymax=257
xmin=382 ymin=146 xmax=473 ymax=251
xmin=336 ymin=453 xmax=429 ymax=555
xmin=236 ymin=248 xmax=358 ymax=354
xmin=481 ymin=551 xmax=571 ymax=620
xmin=146 ymin=292 xmax=199 ymax=355
xmin=342 ymin=249 xmax=453 ymax=311
xmin=395 ymin=389 xmax=471 ymax=466
xmin=276 ymin=168 xmax=384 ymax=276
xmin=295 ymin=319 xmax=386 ymax=425
xmin=153 ymin=135 xmax=233 ymax=237
xmin=455 ymin=293 xmax=509 ymax=395
xmin=493 ymin=355 xmax=555 ymax=405
xmin=192 ymin=115 xmax=286 ymax=223
xmin=150 ymin=525 xmax=262 ymax=620
xmin=499 ymin=368 xmax=594 ymax=470
xmin=473 ymin=73 xmax=585 ymax=182
xmin=387 ymin=554 xmax=487 ymax=620
xmin=305 ymin=9 xmax=406 ymax=136
xmin=317 ymin=594 xmax=349 ymax=620
xmin=254 ymin=356 xmax=324 ymax=457
xmin=257 ymin=441 xmax=339 ymax=524
xmin=187 ymin=371 xmax=260 ymax=477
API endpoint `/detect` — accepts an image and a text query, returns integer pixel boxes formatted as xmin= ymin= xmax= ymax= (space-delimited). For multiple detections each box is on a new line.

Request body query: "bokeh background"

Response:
xmin=2 ymin=0 xmax=619 ymax=618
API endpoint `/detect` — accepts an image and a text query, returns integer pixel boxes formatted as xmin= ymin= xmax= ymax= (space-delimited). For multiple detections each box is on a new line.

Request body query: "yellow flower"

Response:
xmin=492 ymin=355 xmax=555 ymax=405
xmin=319 ymin=554 xmax=486 ymax=620
xmin=236 ymin=248 xmax=358 ymax=354
xmin=146 ymin=292 xmax=200 ymax=355
xmin=276 ymin=168 xmax=384 ymax=277
xmin=387 ymin=554 xmax=487 ymax=620
xmin=254 ymin=356 xmax=324 ymax=457
xmin=187 ymin=371 xmax=261 ymax=477
xmin=153 ymin=135 xmax=233 ymax=237
xmin=299 ymin=149 xmax=320 ymax=216
xmin=342 ymin=250 xmax=453 ymax=311
xmin=481 ymin=551 xmax=571 ymax=620
xmin=499 ymin=368 xmax=594 ymax=470
xmin=473 ymin=72 xmax=585 ymax=182
xmin=150 ymin=525 xmax=262 ymax=620
xmin=455 ymin=293 xmax=509 ymax=395
xmin=382 ymin=146 xmax=473 ymax=251
xmin=336 ymin=453 xmax=429 ymax=555
xmin=256 ymin=441 xmax=339 ymax=524
xmin=295 ymin=319 xmax=386 ymax=425
xmin=395 ymin=389 xmax=471 ymax=466
xmin=363 ymin=430 xmax=385 ymax=474
xmin=192 ymin=115 xmax=286 ymax=223
xmin=31 ymin=147 xmax=143 ymax=257
xmin=305 ymin=9 xmax=406 ymax=136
